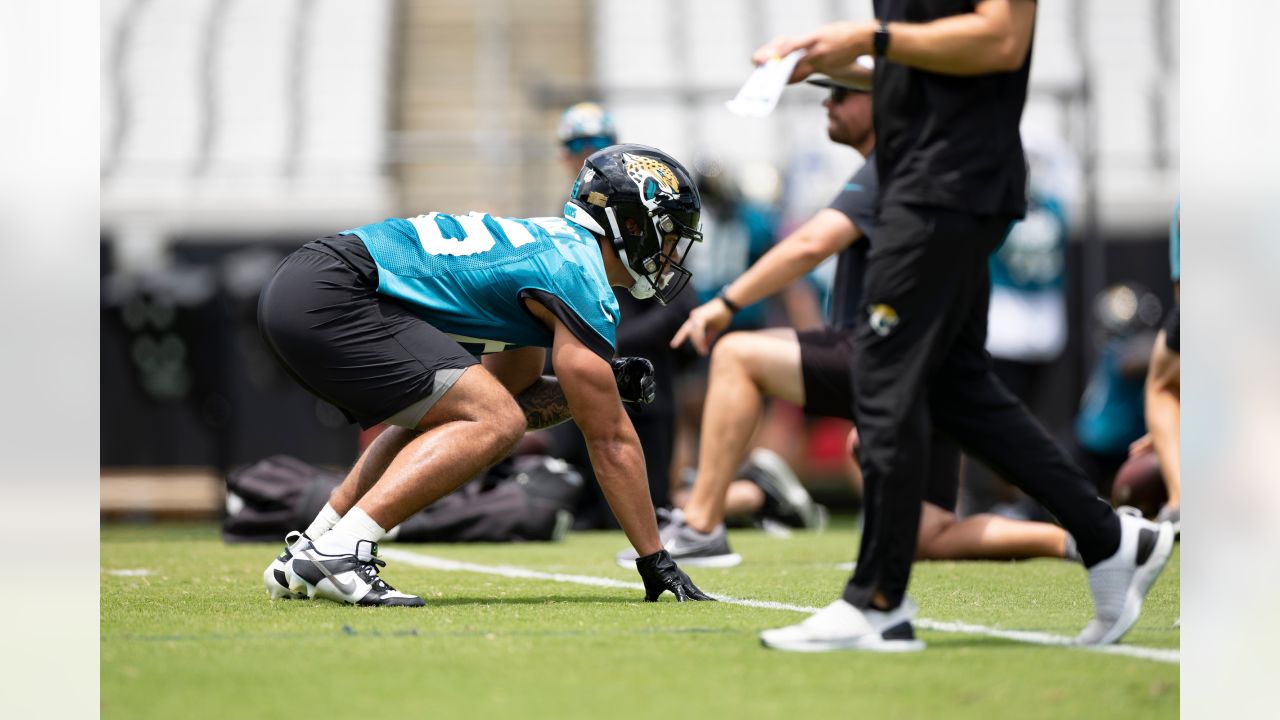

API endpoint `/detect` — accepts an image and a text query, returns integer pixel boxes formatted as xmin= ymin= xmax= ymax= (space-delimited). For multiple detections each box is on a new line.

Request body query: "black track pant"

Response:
xmin=842 ymin=203 xmax=1121 ymax=610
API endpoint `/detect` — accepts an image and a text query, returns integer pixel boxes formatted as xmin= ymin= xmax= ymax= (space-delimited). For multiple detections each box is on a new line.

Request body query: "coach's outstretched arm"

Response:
xmin=672 ymin=209 xmax=861 ymax=355
xmin=754 ymin=0 xmax=1037 ymax=81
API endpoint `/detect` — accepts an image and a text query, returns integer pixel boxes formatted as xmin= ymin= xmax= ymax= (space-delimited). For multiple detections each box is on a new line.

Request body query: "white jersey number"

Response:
xmin=408 ymin=212 xmax=560 ymax=256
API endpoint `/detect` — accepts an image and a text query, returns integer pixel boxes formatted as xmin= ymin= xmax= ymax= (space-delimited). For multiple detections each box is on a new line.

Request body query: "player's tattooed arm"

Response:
xmin=515 ymin=358 xmax=655 ymax=429
xmin=515 ymin=375 xmax=573 ymax=430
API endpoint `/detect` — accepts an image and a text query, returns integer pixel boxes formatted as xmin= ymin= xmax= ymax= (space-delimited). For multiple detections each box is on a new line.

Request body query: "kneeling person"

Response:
xmin=259 ymin=145 xmax=713 ymax=606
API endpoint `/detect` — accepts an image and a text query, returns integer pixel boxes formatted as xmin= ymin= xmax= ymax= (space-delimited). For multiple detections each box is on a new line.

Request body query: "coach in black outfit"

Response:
xmin=755 ymin=0 xmax=1176 ymax=652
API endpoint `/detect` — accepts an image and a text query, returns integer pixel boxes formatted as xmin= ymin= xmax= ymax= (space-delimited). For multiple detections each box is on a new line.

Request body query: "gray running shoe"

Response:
xmin=740 ymin=448 xmax=828 ymax=531
xmin=615 ymin=508 xmax=742 ymax=568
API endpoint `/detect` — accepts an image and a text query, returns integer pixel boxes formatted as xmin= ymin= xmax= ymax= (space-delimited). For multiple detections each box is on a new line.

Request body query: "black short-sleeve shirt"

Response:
xmin=826 ymin=153 xmax=877 ymax=329
xmin=872 ymin=0 xmax=1034 ymax=218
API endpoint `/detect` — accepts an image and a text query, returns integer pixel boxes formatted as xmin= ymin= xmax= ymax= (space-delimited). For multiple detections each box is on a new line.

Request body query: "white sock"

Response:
xmin=304 ymin=503 xmax=342 ymax=540
xmin=313 ymin=506 xmax=387 ymax=556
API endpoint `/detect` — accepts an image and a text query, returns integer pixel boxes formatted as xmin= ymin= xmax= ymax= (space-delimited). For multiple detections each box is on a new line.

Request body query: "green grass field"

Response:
xmin=102 ymin=523 xmax=1178 ymax=719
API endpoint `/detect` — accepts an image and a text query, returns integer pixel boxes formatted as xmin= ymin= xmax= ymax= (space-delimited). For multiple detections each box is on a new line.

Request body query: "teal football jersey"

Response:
xmin=341 ymin=212 xmax=620 ymax=358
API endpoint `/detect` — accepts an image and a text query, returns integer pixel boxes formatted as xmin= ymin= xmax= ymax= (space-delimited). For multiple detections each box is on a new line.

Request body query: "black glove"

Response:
xmin=611 ymin=356 xmax=656 ymax=405
xmin=635 ymin=549 xmax=715 ymax=602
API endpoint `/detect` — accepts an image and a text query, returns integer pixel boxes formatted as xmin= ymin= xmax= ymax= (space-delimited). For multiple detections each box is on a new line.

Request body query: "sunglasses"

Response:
xmin=564 ymin=137 xmax=613 ymax=155
xmin=829 ymin=87 xmax=867 ymax=104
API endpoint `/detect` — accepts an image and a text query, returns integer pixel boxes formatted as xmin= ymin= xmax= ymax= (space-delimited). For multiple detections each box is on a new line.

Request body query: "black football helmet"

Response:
xmin=562 ymin=144 xmax=702 ymax=305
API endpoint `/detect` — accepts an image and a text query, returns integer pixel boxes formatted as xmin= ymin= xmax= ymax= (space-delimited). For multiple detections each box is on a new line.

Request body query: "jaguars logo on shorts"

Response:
xmin=868 ymin=304 xmax=900 ymax=336
xmin=622 ymin=152 xmax=681 ymax=205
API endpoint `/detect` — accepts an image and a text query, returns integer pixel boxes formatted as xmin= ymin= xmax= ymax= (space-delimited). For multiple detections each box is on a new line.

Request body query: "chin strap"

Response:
xmin=564 ymin=201 xmax=658 ymax=300
xmin=617 ymin=245 xmax=656 ymax=299
xmin=602 ymin=206 xmax=658 ymax=299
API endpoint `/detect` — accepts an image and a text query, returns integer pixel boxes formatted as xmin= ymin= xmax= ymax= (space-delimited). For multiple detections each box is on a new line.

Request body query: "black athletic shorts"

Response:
xmin=1163 ymin=302 xmax=1179 ymax=353
xmin=797 ymin=326 xmax=960 ymax=512
xmin=258 ymin=235 xmax=479 ymax=429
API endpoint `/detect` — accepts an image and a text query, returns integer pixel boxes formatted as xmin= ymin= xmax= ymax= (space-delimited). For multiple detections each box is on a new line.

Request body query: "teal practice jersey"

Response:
xmin=341 ymin=212 xmax=620 ymax=359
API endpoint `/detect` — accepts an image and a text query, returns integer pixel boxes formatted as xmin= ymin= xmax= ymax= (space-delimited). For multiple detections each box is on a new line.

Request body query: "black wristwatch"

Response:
xmin=874 ymin=22 xmax=891 ymax=57
xmin=715 ymin=288 xmax=741 ymax=315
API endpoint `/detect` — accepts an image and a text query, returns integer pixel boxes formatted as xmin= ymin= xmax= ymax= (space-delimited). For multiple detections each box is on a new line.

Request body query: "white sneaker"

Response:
xmin=263 ymin=531 xmax=311 ymax=600
xmin=1075 ymin=513 xmax=1175 ymax=645
xmin=286 ymin=539 xmax=425 ymax=607
xmin=760 ymin=598 xmax=926 ymax=652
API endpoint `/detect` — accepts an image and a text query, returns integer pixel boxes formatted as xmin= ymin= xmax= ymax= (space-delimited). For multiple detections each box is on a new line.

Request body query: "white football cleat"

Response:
xmin=286 ymin=539 xmax=424 ymax=607
xmin=760 ymin=597 xmax=925 ymax=653
xmin=1075 ymin=513 xmax=1175 ymax=645
xmin=263 ymin=531 xmax=311 ymax=600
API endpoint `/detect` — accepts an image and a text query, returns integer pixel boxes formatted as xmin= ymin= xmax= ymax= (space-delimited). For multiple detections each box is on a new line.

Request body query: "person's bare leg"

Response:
xmin=353 ymin=366 xmax=527 ymax=530
xmin=724 ymin=481 xmax=767 ymax=521
xmin=674 ymin=481 xmax=766 ymax=519
xmin=326 ymin=426 xmax=422 ymax=515
xmin=1145 ymin=330 xmax=1181 ymax=509
xmin=915 ymin=502 xmax=1068 ymax=560
xmin=845 ymin=425 xmax=865 ymax=499
xmin=682 ymin=329 xmax=806 ymax=533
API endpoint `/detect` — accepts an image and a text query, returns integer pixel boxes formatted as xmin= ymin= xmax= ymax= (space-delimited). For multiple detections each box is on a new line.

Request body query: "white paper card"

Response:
xmin=724 ymin=50 xmax=806 ymax=118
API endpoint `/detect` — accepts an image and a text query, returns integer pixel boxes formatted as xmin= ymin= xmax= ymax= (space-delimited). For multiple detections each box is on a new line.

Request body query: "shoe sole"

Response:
xmin=1097 ymin=521 xmax=1176 ymax=645
xmin=266 ymin=583 xmax=306 ymax=600
xmin=284 ymin=564 xmax=318 ymax=599
xmin=264 ymin=563 xmax=307 ymax=600
xmin=759 ymin=634 xmax=926 ymax=653
xmin=615 ymin=552 xmax=742 ymax=569
xmin=748 ymin=449 xmax=823 ymax=528
xmin=676 ymin=553 xmax=743 ymax=568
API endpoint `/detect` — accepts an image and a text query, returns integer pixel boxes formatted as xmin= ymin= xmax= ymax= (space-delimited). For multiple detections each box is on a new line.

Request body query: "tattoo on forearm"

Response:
xmin=515 ymin=376 xmax=572 ymax=430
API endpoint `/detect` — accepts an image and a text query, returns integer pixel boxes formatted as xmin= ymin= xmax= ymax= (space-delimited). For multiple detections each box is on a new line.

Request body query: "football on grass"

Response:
xmin=1111 ymin=450 xmax=1167 ymax=516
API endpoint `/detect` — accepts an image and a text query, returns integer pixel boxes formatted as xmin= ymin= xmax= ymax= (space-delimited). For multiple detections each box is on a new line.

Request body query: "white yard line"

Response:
xmin=379 ymin=549 xmax=1180 ymax=665
xmin=103 ymin=568 xmax=154 ymax=576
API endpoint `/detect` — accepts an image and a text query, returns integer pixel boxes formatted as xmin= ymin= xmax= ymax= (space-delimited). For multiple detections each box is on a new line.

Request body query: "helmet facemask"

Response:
xmin=600 ymin=201 xmax=701 ymax=305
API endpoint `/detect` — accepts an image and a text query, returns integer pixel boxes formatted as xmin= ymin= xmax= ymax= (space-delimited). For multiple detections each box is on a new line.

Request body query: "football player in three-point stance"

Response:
xmin=258 ymin=144 xmax=713 ymax=606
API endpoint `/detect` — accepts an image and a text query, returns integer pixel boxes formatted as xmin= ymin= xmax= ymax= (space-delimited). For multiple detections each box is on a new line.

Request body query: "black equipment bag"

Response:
xmin=222 ymin=454 xmax=583 ymax=544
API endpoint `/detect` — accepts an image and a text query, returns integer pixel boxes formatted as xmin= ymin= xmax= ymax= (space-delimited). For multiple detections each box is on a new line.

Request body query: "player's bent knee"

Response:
xmin=467 ymin=380 xmax=524 ymax=452
xmin=491 ymin=394 xmax=527 ymax=452
xmin=709 ymin=332 xmax=756 ymax=374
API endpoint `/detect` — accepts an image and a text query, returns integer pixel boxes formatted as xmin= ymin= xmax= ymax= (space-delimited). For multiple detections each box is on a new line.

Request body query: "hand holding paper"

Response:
xmin=725 ymin=50 xmax=806 ymax=118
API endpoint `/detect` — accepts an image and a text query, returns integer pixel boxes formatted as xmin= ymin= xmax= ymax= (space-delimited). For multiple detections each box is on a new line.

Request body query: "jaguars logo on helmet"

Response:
xmin=623 ymin=153 xmax=681 ymax=204
xmin=563 ymin=144 xmax=702 ymax=305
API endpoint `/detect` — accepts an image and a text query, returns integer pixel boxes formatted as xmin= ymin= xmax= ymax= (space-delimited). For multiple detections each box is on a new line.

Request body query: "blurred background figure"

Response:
xmin=1073 ymin=282 xmax=1163 ymax=499
xmin=1135 ymin=200 xmax=1181 ymax=529
xmin=556 ymin=101 xmax=618 ymax=174
xmin=671 ymin=156 xmax=781 ymax=489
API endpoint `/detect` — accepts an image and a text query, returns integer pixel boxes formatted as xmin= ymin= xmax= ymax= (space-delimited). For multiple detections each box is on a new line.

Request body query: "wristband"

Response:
xmin=874 ymin=22 xmax=891 ymax=57
xmin=716 ymin=288 xmax=741 ymax=315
